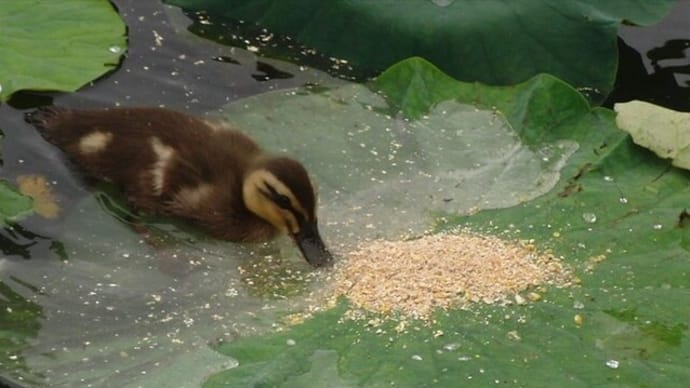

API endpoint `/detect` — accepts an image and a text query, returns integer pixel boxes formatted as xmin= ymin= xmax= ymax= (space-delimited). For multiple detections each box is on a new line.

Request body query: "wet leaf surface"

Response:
xmin=220 ymin=80 xmax=578 ymax=240
xmin=0 ymin=180 xmax=33 ymax=225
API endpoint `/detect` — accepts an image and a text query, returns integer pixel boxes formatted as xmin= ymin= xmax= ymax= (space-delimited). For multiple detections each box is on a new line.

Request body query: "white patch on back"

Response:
xmin=150 ymin=137 xmax=175 ymax=196
xmin=203 ymin=119 xmax=234 ymax=132
xmin=174 ymin=183 xmax=214 ymax=209
xmin=79 ymin=131 xmax=113 ymax=154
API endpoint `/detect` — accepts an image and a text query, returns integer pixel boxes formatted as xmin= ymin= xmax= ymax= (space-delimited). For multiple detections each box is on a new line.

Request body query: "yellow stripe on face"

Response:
xmin=243 ymin=169 xmax=309 ymax=234
xmin=258 ymin=170 xmax=309 ymax=220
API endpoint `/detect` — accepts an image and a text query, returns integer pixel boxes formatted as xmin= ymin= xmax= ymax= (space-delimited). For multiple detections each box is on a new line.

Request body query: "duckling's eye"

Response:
xmin=260 ymin=182 xmax=293 ymax=210
xmin=273 ymin=193 xmax=292 ymax=210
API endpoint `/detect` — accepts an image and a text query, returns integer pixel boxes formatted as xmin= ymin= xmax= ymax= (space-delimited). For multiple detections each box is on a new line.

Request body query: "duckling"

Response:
xmin=25 ymin=106 xmax=334 ymax=267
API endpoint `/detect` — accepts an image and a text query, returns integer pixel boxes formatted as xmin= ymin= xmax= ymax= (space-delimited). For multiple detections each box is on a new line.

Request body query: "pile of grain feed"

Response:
xmin=314 ymin=232 xmax=576 ymax=323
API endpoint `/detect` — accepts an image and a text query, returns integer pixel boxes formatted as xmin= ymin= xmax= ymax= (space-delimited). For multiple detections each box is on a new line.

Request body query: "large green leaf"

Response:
xmin=164 ymin=0 xmax=674 ymax=102
xmin=202 ymin=58 xmax=690 ymax=386
xmin=0 ymin=0 xmax=127 ymax=101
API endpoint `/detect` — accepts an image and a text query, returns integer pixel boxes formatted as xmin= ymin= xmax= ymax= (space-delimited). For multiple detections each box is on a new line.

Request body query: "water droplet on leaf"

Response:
xmin=443 ymin=343 xmax=460 ymax=351
xmin=574 ymin=314 xmax=584 ymax=326
xmin=431 ymin=0 xmax=454 ymax=8
xmin=581 ymin=213 xmax=597 ymax=223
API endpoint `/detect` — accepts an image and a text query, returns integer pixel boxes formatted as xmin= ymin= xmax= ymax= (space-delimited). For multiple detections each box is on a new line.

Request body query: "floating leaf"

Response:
xmin=0 ymin=0 xmax=127 ymax=101
xmin=614 ymin=100 xmax=690 ymax=170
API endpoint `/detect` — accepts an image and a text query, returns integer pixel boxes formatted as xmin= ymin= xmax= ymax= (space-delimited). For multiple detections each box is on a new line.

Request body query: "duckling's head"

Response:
xmin=243 ymin=157 xmax=333 ymax=267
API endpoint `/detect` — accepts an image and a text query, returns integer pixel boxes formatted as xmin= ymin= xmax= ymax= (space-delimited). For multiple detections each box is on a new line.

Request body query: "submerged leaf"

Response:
xmin=614 ymin=100 xmax=690 ymax=170
xmin=0 ymin=280 xmax=44 ymax=386
xmin=0 ymin=180 xmax=33 ymax=225
xmin=17 ymin=175 xmax=61 ymax=219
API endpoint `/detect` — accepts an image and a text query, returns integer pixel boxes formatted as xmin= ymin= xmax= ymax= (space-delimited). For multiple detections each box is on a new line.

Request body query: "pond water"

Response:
xmin=0 ymin=0 xmax=688 ymax=387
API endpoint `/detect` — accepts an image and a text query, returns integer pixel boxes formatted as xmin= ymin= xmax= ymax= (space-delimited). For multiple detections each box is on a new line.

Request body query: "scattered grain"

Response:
xmin=325 ymin=232 xmax=574 ymax=322
xmin=506 ymin=330 xmax=521 ymax=341
xmin=514 ymin=294 xmax=527 ymax=305
xmin=527 ymin=292 xmax=542 ymax=302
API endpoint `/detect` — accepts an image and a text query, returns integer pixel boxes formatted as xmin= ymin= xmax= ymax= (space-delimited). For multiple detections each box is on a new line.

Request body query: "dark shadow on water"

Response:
xmin=0 ymin=223 xmax=67 ymax=261
xmin=6 ymin=92 xmax=54 ymax=110
xmin=604 ymin=37 xmax=690 ymax=111
xmin=253 ymin=61 xmax=294 ymax=81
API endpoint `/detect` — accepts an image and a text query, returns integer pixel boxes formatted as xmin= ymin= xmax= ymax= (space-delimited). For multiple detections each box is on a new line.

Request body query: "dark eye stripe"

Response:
xmin=261 ymin=181 xmax=294 ymax=210
xmin=274 ymin=193 xmax=292 ymax=209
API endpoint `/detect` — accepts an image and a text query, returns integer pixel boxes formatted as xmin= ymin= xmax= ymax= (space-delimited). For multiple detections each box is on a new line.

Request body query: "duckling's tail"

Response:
xmin=24 ymin=106 xmax=72 ymax=145
xmin=24 ymin=106 xmax=65 ymax=127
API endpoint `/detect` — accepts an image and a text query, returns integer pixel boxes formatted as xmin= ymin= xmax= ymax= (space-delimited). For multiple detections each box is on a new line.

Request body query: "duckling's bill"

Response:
xmin=292 ymin=219 xmax=333 ymax=267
